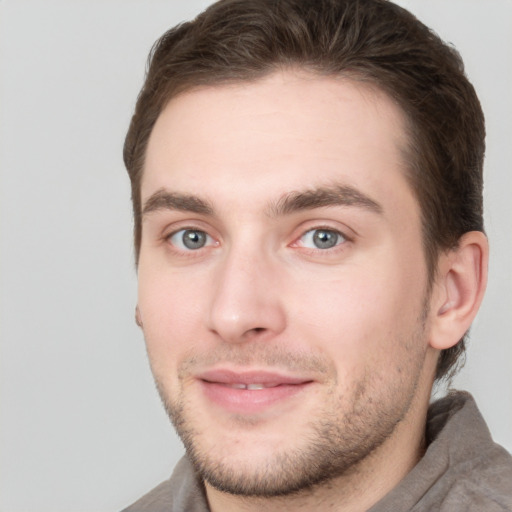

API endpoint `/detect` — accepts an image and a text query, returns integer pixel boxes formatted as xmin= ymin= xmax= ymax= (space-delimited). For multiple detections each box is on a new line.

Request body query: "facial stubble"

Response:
xmin=152 ymin=318 xmax=429 ymax=498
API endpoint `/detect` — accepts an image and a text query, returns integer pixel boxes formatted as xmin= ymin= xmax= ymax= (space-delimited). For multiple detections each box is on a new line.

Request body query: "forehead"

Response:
xmin=143 ymin=70 xmax=415 ymax=217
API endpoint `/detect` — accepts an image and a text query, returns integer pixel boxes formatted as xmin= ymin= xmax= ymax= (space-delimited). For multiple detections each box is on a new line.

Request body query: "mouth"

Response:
xmin=196 ymin=369 xmax=314 ymax=414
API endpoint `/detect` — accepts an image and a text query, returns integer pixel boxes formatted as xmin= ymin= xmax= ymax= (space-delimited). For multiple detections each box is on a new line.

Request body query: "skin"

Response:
xmin=136 ymin=70 xmax=487 ymax=512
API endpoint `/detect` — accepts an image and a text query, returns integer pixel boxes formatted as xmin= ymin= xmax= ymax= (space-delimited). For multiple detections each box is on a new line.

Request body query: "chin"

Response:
xmin=158 ymin=370 xmax=422 ymax=497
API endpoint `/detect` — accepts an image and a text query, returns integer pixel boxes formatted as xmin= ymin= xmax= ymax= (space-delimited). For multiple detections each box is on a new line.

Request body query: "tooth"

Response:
xmin=246 ymin=384 xmax=265 ymax=390
xmin=231 ymin=383 xmax=247 ymax=389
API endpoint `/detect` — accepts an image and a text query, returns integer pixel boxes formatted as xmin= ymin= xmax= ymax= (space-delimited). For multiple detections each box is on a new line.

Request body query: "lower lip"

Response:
xmin=199 ymin=381 xmax=311 ymax=414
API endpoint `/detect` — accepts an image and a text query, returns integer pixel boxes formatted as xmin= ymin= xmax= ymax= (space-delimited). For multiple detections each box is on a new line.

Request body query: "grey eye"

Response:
xmin=300 ymin=229 xmax=345 ymax=249
xmin=169 ymin=229 xmax=211 ymax=250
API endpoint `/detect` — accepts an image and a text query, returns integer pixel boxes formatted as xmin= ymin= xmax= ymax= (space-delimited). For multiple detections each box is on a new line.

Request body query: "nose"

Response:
xmin=206 ymin=246 xmax=287 ymax=344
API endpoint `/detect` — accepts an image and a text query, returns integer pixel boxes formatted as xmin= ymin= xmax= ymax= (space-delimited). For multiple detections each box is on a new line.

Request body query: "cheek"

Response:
xmin=137 ymin=269 xmax=206 ymax=376
xmin=288 ymin=260 xmax=426 ymax=367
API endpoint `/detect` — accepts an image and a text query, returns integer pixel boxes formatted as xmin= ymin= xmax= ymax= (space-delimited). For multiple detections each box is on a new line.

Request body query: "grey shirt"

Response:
xmin=122 ymin=391 xmax=512 ymax=511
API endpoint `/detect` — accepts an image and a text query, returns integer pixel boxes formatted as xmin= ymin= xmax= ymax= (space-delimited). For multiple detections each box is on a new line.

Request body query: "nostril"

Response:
xmin=242 ymin=327 xmax=267 ymax=339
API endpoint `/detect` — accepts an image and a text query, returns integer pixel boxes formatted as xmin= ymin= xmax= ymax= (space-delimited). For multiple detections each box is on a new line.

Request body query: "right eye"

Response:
xmin=168 ymin=229 xmax=215 ymax=251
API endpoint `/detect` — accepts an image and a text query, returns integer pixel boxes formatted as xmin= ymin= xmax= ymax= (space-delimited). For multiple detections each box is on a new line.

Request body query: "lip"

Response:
xmin=197 ymin=369 xmax=314 ymax=414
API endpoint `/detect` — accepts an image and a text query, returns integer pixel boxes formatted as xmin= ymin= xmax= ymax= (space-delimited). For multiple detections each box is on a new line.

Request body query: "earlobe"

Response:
xmin=135 ymin=305 xmax=144 ymax=328
xmin=430 ymin=231 xmax=488 ymax=350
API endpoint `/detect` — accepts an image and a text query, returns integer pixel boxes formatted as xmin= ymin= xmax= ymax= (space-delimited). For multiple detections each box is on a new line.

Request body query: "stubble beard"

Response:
xmin=152 ymin=320 xmax=429 ymax=499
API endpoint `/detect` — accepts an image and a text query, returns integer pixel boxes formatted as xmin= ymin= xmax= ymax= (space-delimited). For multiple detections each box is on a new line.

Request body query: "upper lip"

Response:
xmin=197 ymin=369 xmax=313 ymax=386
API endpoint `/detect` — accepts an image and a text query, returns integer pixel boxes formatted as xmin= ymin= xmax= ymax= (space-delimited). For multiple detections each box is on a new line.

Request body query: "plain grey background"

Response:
xmin=0 ymin=1 xmax=510 ymax=511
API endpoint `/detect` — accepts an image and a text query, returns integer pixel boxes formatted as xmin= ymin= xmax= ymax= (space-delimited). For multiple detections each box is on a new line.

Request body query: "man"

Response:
xmin=122 ymin=0 xmax=512 ymax=510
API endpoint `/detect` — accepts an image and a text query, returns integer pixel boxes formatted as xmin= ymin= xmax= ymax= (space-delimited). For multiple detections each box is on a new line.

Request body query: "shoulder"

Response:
xmin=421 ymin=391 xmax=512 ymax=511
xmin=120 ymin=457 xmax=209 ymax=512
xmin=428 ymin=439 xmax=512 ymax=511
xmin=423 ymin=391 xmax=512 ymax=510
xmin=372 ymin=391 xmax=512 ymax=512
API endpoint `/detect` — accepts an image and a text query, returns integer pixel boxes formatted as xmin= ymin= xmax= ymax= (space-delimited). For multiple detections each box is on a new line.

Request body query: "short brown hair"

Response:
xmin=124 ymin=0 xmax=485 ymax=380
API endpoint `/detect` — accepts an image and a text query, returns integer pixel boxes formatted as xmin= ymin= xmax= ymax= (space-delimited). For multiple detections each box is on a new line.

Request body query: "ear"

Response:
xmin=429 ymin=231 xmax=488 ymax=350
xmin=135 ymin=305 xmax=144 ymax=329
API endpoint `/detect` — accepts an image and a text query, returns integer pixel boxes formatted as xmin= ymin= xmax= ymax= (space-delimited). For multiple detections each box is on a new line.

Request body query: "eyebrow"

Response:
xmin=141 ymin=183 xmax=383 ymax=219
xmin=268 ymin=184 xmax=383 ymax=217
xmin=142 ymin=188 xmax=214 ymax=217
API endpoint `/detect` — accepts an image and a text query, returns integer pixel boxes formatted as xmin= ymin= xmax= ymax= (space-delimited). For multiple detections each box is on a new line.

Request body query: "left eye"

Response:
xmin=298 ymin=228 xmax=346 ymax=249
xmin=168 ymin=229 xmax=214 ymax=251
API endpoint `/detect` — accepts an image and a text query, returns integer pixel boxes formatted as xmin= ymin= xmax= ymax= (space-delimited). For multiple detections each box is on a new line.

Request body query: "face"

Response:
xmin=137 ymin=71 xmax=435 ymax=496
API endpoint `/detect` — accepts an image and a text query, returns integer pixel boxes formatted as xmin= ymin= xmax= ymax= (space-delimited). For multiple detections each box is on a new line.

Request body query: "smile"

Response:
xmin=196 ymin=369 xmax=314 ymax=414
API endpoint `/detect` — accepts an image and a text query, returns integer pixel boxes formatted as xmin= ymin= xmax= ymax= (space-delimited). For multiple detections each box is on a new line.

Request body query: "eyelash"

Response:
xmin=163 ymin=225 xmax=351 ymax=257
xmin=293 ymin=227 xmax=348 ymax=251
xmin=165 ymin=228 xmax=217 ymax=252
